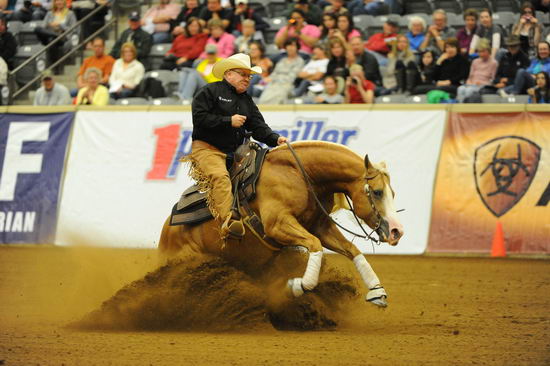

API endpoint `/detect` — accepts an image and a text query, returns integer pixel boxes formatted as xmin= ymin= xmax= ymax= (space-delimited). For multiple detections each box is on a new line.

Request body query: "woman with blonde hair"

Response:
xmin=109 ymin=42 xmax=145 ymax=99
xmin=386 ymin=34 xmax=418 ymax=93
xmin=76 ymin=67 xmax=109 ymax=106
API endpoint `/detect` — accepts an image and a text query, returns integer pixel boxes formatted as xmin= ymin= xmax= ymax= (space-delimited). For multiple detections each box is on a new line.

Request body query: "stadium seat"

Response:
xmin=492 ymin=11 xmax=516 ymax=29
xmin=536 ymin=11 xmax=550 ymax=27
xmin=376 ymin=94 xmax=407 ymax=103
xmin=501 ymin=95 xmax=529 ymax=104
xmin=490 ymin=0 xmax=520 ymax=12
xmin=264 ymin=17 xmax=285 ymax=44
xmin=146 ymin=43 xmax=172 ymax=71
xmin=151 ymin=97 xmax=182 ymax=105
xmin=407 ymin=94 xmax=428 ymax=103
xmin=7 ymin=20 xmax=23 ymax=39
xmin=367 ymin=15 xmax=401 ymax=36
xmin=13 ymin=44 xmax=47 ymax=87
xmin=481 ymin=94 xmax=502 ymax=103
xmin=267 ymin=0 xmax=286 ymax=18
xmin=459 ymin=0 xmax=492 ymax=11
xmin=18 ymin=20 xmax=44 ymax=45
xmin=115 ymin=97 xmax=150 ymax=105
xmin=0 ymin=85 xmax=10 ymax=105
xmin=145 ymin=70 xmax=180 ymax=96
xmin=265 ymin=43 xmax=280 ymax=58
xmin=446 ymin=12 xmax=464 ymax=30
xmin=432 ymin=0 xmax=461 ymax=14
xmin=403 ymin=0 xmax=434 ymax=15
xmin=353 ymin=15 xmax=374 ymax=38
xmin=248 ymin=0 xmax=269 ymax=18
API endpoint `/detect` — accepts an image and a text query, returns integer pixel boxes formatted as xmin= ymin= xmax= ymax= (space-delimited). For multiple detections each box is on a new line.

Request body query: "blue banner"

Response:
xmin=0 ymin=113 xmax=74 ymax=244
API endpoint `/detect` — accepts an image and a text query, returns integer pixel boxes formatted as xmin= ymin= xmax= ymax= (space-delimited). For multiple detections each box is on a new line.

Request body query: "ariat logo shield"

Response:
xmin=474 ymin=136 xmax=541 ymax=217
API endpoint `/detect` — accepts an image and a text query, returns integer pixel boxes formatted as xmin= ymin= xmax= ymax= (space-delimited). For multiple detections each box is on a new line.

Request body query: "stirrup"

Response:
xmin=221 ymin=216 xmax=245 ymax=238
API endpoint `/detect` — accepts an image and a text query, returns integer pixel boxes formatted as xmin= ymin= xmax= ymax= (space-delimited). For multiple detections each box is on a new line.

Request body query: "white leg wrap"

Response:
xmin=301 ymin=251 xmax=323 ymax=291
xmin=353 ymin=254 xmax=381 ymax=290
xmin=288 ymin=278 xmax=304 ymax=297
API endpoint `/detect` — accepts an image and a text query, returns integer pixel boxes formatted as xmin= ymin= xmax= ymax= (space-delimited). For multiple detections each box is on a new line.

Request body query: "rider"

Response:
xmin=190 ymin=53 xmax=288 ymax=238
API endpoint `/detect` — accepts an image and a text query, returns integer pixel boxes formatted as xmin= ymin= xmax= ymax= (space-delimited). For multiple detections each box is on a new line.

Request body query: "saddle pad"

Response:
xmin=170 ymin=184 xmax=213 ymax=226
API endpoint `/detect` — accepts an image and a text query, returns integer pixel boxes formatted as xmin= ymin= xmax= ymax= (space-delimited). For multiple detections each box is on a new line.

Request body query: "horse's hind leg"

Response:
xmin=263 ymin=213 xmax=324 ymax=297
xmin=317 ymin=220 xmax=388 ymax=308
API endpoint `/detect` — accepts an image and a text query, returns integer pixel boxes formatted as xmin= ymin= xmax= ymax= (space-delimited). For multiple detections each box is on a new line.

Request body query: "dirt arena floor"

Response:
xmin=0 ymin=245 xmax=549 ymax=366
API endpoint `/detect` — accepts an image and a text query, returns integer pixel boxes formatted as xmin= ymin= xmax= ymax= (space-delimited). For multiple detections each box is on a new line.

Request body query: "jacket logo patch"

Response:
xmin=218 ymin=96 xmax=232 ymax=102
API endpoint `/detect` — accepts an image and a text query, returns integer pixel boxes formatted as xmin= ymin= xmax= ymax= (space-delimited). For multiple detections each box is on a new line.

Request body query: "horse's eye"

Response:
xmin=373 ymin=190 xmax=383 ymax=199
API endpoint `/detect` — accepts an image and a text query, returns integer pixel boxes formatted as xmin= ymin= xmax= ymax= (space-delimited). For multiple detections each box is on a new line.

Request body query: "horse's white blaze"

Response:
xmin=353 ymin=254 xmax=381 ymax=289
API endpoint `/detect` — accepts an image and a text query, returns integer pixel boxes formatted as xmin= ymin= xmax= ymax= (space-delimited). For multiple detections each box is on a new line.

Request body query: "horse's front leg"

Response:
xmin=263 ymin=212 xmax=324 ymax=297
xmin=317 ymin=219 xmax=388 ymax=308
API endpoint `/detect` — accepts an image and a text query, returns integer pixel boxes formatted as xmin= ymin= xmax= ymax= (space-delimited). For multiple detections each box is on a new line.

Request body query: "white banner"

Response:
xmin=56 ymin=109 xmax=445 ymax=254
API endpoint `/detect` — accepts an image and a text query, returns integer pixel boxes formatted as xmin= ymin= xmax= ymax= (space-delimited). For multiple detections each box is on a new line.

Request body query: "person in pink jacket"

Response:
xmin=200 ymin=18 xmax=235 ymax=58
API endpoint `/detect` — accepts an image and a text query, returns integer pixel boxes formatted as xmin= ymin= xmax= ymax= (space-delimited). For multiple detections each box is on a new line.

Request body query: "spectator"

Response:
xmin=411 ymin=50 xmax=437 ymax=95
xmin=318 ymin=12 xmax=337 ymax=46
xmin=75 ymin=67 xmax=109 ymax=105
xmin=293 ymin=43 xmax=329 ymax=97
xmin=527 ymin=71 xmax=550 ymax=102
xmin=532 ymin=0 xmax=550 ymax=12
xmin=348 ymin=0 xmax=389 ymax=16
xmin=309 ymin=75 xmax=343 ymax=103
xmin=493 ymin=35 xmax=530 ymax=97
xmin=349 ymin=36 xmax=383 ymax=89
xmin=326 ymin=36 xmax=354 ymax=79
xmin=386 ymin=34 xmax=418 ymax=94
xmin=200 ymin=18 xmax=235 ymax=58
xmin=456 ymin=39 xmax=497 ymax=102
xmin=512 ymin=41 xmax=550 ymax=94
xmin=258 ymin=37 xmax=304 ymax=104
xmin=34 ymin=70 xmax=71 ymax=105
xmin=0 ymin=55 xmax=6 ymax=105
xmin=72 ymin=0 xmax=109 ymax=43
xmin=285 ymin=0 xmax=322 ymax=27
xmin=109 ymin=43 xmax=145 ymax=100
xmin=275 ymin=9 xmax=320 ymax=55
xmin=335 ymin=14 xmax=361 ymax=42
xmin=456 ymin=8 xmax=478 ymax=55
xmin=77 ymin=37 xmax=114 ymax=89
xmin=231 ymin=0 xmax=268 ymax=35
xmin=406 ymin=16 xmax=426 ymax=52
xmin=420 ymin=9 xmax=456 ymax=54
xmin=8 ymin=0 xmax=49 ymax=22
xmin=416 ymin=38 xmax=469 ymax=96
xmin=176 ymin=43 xmax=221 ymax=100
xmin=171 ymin=0 xmax=203 ymax=36
xmin=324 ymin=0 xmax=348 ymax=16
xmin=247 ymin=40 xmax=272 ymax=97
xmin=110 ymin=11 xmax=153 ymax=66
xmin=161 ymin=16 xmax=207 ymax=69
xmin=142 ymin=0 xmax=181 ymax=44
xmin=234 ymin=19 xmax=263 ymax=53
xmin=34 ymin=0 xmax=77 ymax=71
xmin=0 ymin=15 xmax=17 ymax=69
xmin=512 ymin=2 xmax=543 ymax=58
xmin=365 ymin=19 xmax=398 ymax=65
xmin=344 ymin=63 xmax=375 ymax=104
xmin=198 ymin=0 xmax=233 ymax=32
xmin=469 ymin=8 xmax=505 ymax=60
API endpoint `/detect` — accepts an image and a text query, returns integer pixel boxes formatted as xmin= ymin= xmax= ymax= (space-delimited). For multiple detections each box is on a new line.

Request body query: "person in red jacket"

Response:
xmin=160 ymin=17 xmax=208 ymax=70
xmin=365 ymin=19 xmax=398 ymax=66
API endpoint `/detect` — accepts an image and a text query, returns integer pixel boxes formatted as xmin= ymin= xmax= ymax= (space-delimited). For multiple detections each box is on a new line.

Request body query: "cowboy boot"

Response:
xmin=221 ymin=210 xmax=245 ymax=238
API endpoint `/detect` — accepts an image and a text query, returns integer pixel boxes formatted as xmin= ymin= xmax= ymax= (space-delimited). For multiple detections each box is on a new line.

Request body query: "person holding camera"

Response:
xmin=275 ymin=9 xmax=320 ymax=55
xmin=344 ymin=63 xmax=375 ymax=104
xmin=512 ymin=2 xmax=543 ymax=58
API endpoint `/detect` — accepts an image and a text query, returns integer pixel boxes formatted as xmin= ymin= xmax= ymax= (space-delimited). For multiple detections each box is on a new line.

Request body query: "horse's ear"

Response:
xmin=364 ymin=154 xmax=374 ymax=171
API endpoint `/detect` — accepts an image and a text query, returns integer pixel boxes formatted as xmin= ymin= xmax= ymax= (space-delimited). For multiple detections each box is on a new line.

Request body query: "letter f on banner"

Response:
xmin=0 ymin=122 xmax=50 ymax=201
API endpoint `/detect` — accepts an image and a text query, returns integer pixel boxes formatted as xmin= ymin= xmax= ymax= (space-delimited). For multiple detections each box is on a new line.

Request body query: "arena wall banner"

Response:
xmin=56 ymin=108 xmax=446 ymax=254
xmin=428 ymin=111 xmax=550 ymax=254
xmin=0 ymin=112 xmax=74 ymax=244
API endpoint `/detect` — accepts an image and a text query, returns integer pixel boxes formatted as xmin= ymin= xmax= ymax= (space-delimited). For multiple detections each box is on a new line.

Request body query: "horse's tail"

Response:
xmin=332 ymin=193 xmax=351 ymax=213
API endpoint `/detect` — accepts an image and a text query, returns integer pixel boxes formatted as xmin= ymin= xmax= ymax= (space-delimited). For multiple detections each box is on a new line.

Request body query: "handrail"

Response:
xmin=10 ymin=17 xmax=117 ymax=101
xmin=8 ymin=1 xmax=113 ymax=77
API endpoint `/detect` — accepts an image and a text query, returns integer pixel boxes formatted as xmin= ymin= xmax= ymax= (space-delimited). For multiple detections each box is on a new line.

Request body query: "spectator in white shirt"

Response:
xmin=109 ymin=42 xmax=145 ymax=99
xmin=293 ymin=43 xmax=329 ymax=97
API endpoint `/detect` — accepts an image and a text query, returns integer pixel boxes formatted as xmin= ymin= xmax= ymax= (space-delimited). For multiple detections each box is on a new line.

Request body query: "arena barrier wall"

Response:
xmin=428 ymin=108 xmax=550 ymax=254
xmin=1 ymin=105 xmax=548 ymax=254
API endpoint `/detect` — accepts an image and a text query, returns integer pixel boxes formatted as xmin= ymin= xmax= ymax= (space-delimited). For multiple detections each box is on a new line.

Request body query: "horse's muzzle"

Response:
xmin=377 ymin=219 xmax=403 ymax=246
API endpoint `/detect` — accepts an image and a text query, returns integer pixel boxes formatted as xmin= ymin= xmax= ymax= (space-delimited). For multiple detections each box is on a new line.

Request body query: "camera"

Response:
xmin=351 ymin=78 xmax=358 ymax=85
xmin=288 ymin=19 xmax=296 ymax=24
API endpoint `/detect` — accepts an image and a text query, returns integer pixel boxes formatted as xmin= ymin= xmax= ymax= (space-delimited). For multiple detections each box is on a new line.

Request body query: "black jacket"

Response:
xmin=355 ymin=51 xmax=383 ymax=86
xmin=110 ymin=27 xmax=153 ymax=63
xmin=434 ymin=55 xmax=470 ymax=86
xmin=192 ymin=80 xmax=280 ymax=154
xmin=494 ymin=50 xmax=530 ymax=84
xmin=0 ymin=31 xmax=18 ymax=70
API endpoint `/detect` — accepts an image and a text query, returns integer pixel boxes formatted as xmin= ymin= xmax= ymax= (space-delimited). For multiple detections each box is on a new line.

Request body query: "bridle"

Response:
xmin=286 ymin=142 xmax=385 ymax=244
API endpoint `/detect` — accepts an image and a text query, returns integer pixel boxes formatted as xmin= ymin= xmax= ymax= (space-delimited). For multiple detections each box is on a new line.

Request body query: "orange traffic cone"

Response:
xmin=491 ymin=221 xmax=506 ymax=257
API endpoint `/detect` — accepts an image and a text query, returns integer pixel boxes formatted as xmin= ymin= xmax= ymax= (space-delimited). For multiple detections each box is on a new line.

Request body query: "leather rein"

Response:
xmin=285 ymin=142 xmax=382 ymax=243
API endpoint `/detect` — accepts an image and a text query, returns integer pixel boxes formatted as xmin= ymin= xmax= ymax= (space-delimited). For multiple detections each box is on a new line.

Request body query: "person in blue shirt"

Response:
xmin=512 ymin=41 xmax=550 ymax=94
xmin=406 ymin=16 xmax=426 ymax=52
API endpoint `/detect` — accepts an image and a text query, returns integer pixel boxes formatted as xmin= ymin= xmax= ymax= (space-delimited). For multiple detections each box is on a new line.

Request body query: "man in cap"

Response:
xmin=189 ymin=53 xmax=287 ymax=238
xmin=34 ymin=70 xmax=71 ymax=106
xmin=110 ymin=11 xmax=152 ymax=66
xmin=493 ymin=35 xmax=530 ymax=97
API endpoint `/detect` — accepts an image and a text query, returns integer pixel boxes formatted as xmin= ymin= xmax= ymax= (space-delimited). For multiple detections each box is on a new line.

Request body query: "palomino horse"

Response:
xmin=159 ymin=141 xmax=404 ymax=307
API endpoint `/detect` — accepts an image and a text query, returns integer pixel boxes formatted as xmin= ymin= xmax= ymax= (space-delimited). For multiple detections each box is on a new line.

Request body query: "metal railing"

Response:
xmin=7 ymin=0 xmax=119 ymax=104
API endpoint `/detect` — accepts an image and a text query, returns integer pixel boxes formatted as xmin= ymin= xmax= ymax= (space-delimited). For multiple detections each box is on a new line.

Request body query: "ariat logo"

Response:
xmin=474 ymin=136 xmax=541 ymax=217
xmin=218 ymin=96 xmax=232 ymax=102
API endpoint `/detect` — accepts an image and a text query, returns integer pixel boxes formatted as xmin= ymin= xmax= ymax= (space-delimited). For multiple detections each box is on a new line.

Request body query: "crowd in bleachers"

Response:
xmin=1 ymin=0 xmax=550 ymax=105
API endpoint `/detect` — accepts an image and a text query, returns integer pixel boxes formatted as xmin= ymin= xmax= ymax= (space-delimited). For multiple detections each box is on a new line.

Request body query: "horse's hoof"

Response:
xmin=287 ymin=278 xmax=304 ymax=297
xmin=366 ymin=286 xmax=388 ymax=308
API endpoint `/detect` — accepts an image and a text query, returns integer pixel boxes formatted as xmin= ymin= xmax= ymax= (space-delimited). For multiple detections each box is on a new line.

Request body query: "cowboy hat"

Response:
xmin=212 ymin=53 xmax=262 ymax=79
